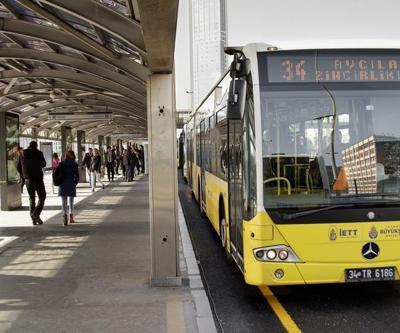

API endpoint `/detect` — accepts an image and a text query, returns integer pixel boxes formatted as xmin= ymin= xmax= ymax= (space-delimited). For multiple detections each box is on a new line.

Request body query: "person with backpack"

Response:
xmin=58 ymin=150 xmax=79 ymax=226
xmin=17 ymin=141 xmax=47 ymax=225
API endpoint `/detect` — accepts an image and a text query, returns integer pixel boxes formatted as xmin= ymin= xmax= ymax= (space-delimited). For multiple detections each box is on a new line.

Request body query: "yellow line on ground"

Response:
xmin=259 ymin=286 xmax=302 ymax=333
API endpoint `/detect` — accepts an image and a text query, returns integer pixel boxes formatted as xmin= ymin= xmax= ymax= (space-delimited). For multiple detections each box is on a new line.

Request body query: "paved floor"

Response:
xmin=0 ymin=175 xmax=212 ymax=333
xmin=0 ymin=172 xmax=106 ymax=228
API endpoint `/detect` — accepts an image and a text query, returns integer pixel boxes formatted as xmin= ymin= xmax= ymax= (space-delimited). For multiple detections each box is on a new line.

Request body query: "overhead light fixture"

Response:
xmin=48 ymin=111 xmax=113 ymax=121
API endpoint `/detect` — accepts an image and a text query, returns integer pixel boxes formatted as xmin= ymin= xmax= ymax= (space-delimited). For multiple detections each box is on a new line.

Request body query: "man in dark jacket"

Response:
xmin=105 ymin=146 xmax=116 ymax=182
xmin=17 ymin=141 xmax=46 ymax=225
xmin=82 ymin=148 xmax=93 ymax=186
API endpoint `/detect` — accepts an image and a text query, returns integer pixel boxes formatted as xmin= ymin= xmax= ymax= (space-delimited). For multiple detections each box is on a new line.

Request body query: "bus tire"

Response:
xmin=219 ymin=198 xmax=232 ymax=262
xmin=198 ymin=178 xmax=205 ymax=217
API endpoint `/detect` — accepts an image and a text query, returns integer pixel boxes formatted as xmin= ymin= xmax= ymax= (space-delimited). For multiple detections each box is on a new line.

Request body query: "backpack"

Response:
xmin=52 ymin=165 xmax=64 ymax=186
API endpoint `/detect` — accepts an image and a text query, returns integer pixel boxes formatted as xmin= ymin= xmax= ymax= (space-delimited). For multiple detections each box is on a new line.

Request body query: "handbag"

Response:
xmin=52 ymin=165 xmax=64 ymax=186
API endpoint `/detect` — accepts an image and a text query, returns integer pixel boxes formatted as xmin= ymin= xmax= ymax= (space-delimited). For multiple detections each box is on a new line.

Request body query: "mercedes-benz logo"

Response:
xmin=362 ymin=242 xmax=380 ymax=260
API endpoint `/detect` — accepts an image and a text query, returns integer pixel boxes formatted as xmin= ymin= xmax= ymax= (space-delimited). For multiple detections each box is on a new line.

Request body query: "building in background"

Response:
xmin=190 ymin=0 xmax=227 ymax=108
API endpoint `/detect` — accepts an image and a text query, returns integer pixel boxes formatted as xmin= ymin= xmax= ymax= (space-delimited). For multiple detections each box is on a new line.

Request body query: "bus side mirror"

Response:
xmin=230 ymin=58 xmax=250 ymax=78
xmin=227 ymin=79 xmax=247 ymax=120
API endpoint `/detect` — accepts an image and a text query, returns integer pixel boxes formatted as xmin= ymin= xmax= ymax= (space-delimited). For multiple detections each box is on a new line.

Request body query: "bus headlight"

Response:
xmin=266 ymin=250 xmax=277 ymax=260
xmin=253 ymin=245 xmax=301 ymax=263
xmin=278 ymin=250 xmax=289 ymax=260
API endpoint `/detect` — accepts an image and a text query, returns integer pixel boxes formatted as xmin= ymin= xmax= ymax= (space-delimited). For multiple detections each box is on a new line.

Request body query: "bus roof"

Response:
xmin=240 ymin=40 xmax=400 ymax=52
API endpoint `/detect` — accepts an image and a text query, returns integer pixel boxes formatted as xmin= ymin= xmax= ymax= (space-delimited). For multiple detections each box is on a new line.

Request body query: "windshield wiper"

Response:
xmin=331 ymin=193 xmax=400 ymax=201
xmin=282 ymin=204 xmax=352 ymax=221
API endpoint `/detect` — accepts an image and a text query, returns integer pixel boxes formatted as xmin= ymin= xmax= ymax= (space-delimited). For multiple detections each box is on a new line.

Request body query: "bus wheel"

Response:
xmin=220 ymin=215 xmax=232 ymax=262
xmin=220 ymin=217 xmax=227 ymax=248
xmin=198 ymin=179 xmax=205 ymax=217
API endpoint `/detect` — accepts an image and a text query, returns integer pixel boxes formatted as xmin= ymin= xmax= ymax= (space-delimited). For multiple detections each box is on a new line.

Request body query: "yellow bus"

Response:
xmin=184 ymin=43 xmax=400 ymax=285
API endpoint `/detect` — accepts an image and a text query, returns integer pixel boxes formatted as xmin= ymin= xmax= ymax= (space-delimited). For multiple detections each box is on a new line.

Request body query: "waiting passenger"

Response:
xmin=58 ymin=150 xmax=80 ymax=226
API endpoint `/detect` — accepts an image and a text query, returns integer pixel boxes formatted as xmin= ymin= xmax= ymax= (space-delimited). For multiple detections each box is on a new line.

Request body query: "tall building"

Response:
xmin=190 ymin=0 xmax=227 ymax=108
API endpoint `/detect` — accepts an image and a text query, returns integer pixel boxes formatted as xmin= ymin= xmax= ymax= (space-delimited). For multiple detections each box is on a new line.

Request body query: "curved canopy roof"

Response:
xmin=0 ymin=0 xmax=178 ymax=141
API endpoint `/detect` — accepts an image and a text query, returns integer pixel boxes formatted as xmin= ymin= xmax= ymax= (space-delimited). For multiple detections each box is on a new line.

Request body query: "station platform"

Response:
xmin=0 ymin=175 xmax=216 ymax=333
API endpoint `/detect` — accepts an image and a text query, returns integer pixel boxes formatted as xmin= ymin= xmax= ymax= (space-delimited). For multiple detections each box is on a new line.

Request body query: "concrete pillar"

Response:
xmin=77 ymin=130 xmax=86 ymax=183
xmin=61 ymin=126 xmax=72 ymax=160
xmin=106 ymin=136 xmax=111 ymax=147
xmin=148 ymin=74 xmax=180 ymax=286
xmin=31 ymin=127 xmax=38 ymax=140
xmin=98 ymin=135 xmax=104 ymax=151
xmin=98 ymin=135 xmax=104 ymax=166
xmin=0 ymin=112 xmax=22 ymax=211
xmin=143 ymin=143 xmax=149 ymax=175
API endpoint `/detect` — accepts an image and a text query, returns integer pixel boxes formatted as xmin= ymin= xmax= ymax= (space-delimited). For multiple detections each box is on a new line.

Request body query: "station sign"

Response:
xmin=48 ymin=111 xmax=113 ymax=121
xmin=260 ymin=50 xmax=400 ymax=84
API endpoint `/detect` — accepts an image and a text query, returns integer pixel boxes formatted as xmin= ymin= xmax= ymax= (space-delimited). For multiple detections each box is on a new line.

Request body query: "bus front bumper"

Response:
xmin=244 ymin=261 xmax=400 ymax=286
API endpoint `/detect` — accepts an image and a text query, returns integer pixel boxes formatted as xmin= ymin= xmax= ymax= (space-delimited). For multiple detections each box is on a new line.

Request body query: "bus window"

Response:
xmin=217 ymin=114 xmax=228 ymax=179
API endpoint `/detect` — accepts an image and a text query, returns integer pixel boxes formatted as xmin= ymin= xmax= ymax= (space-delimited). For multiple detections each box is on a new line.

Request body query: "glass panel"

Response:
xmin=6 ymin=114 xmax=20 ymax=184
xmin=261 ymin=86 xmax=400 ymax=212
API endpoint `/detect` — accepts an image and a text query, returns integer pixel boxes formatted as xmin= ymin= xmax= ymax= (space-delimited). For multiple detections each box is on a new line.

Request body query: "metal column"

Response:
xmin=148 ymin=74 xmax=180 ymax=286
xmin=61 ymin=126 xmax=72 ymax=160
xmin=0 ymin=112 xmax=8 ymax=211
xmin=77 ymin=130 xmax=86 ymax=182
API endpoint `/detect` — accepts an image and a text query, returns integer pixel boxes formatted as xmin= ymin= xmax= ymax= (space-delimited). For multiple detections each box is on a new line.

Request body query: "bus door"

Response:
xmin=200 ymin=120 xmax=206 ymax=211
xmin=228 ymin=119 xmax=243 ymax=265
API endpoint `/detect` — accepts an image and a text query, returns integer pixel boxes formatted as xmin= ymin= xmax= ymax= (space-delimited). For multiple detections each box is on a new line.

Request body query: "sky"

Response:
xmin=174 ymin=0 xmax=191 ymax=110
xmin=175 ymin=0 xmax=400 ymax=109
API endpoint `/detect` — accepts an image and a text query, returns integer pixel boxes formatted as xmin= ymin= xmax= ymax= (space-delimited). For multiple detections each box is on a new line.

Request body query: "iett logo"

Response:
xmin=329 ymin=226 xmax=337 ymax=241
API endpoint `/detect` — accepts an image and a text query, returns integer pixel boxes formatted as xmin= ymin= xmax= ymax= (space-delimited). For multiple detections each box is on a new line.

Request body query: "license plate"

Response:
xmin=345 ymin=267 xmax=395 ymax=282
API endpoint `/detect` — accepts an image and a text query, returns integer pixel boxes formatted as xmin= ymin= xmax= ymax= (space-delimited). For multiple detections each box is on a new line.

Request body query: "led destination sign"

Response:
xmin=263 ymin=52 xmax=400 ymax=84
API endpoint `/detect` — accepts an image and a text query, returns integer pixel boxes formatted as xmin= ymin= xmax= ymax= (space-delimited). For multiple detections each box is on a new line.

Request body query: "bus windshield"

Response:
xmin=261 ymin=84 xmax=400 ymax=211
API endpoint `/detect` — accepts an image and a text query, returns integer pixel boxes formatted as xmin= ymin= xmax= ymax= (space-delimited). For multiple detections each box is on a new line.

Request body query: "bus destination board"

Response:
xmin=263 ymin=51 xmax=400 ymax=84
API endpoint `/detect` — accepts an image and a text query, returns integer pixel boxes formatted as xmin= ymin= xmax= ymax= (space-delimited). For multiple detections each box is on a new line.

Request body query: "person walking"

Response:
xmin=82 ymin=148 xmax=93 ymax=187
xmin=139 ymin=145 xmax=145 ymax=173
xmin=105 ymin=146 xmax=116 ymax=182
xmin=123 ymin=147 xmax=131 ymax=181
xmin=58 ymin=150 xmax=79 ymax=226
xmin=17 ymin=146 xmax=25 ymax=193
xmin=51 ymin=152 xmax=60 ymax=194
xmin=115 ymin=146 xmax=121 ymax=175
xmin=134 ymin=148 xmax=140 ymax=176
xmin=17 ymin=141 xmax=46 ymax=225
xmin=120 ymin=147 xmax=126 ymax=177
xmin=90 ymin=148 xmax=104 ymax=191
xmin=129 ymin=148 xmax=136 ymax=181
